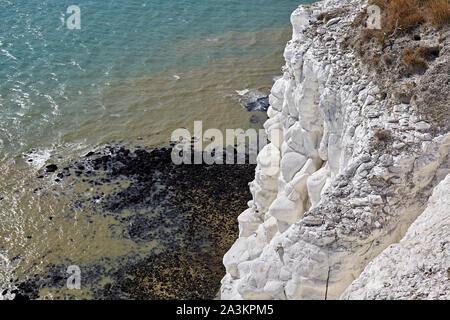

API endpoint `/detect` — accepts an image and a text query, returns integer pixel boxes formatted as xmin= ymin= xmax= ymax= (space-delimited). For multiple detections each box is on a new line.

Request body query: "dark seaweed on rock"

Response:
xmin=15 ymin=143 xmax=255 ymax=300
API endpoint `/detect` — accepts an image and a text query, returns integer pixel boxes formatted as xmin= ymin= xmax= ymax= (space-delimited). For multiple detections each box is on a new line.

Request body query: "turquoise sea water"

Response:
xmin=0 ymin=0 xmax=313 ymax=157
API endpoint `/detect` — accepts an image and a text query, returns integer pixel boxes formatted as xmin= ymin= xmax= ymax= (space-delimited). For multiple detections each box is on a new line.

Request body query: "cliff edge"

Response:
xmin=221 ymin=0 xmax=449 ymax=300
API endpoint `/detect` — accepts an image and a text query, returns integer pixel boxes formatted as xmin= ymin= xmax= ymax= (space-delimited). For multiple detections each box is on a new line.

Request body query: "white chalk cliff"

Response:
xmin=342 ymin=174 xmax=450 ymax=299
xmin=221 ymin=0 xmax=449 ymax=300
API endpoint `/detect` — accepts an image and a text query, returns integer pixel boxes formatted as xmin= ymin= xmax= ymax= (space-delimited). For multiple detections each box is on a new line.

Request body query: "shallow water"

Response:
xmin=0 ymin=0 xmax=311 ymax=156
xmin=0 ymin=0 xmax=315 ymax=299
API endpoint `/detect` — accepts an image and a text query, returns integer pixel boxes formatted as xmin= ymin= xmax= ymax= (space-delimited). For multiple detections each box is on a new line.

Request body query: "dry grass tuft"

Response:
xmin=386 ymin=0 xmax=424 ymax=33
xmin=366 ymin=0 xmax=450 ymax=34
xmin=402 ymin=45 xmax=440 ymax=72
xmin=317 ymin=12 xmax=333 ymax=22
xmin=362 ymin=29 xmax=386 ymax=44
xmin=402 ymin=48 xmax=428 ymax=72
xmin=426 ymin=0 xmax=450 ymax=28
xmin=317 ymin=8 xmax=346 ymax=22
xmin=375 ymin=129 xmax=392 ymax=141
xmin=415 ymin=45 xmax=440 ymax=59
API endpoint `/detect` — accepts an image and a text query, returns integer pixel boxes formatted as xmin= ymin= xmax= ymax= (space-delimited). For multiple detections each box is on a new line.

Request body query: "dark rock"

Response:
xmin=45 ymin=164 xmax=58 ymax=173
xmin=245 ymin=95 xmax=269 ymax=112
xmin=11 ymin=291 xmax=31 ymax=301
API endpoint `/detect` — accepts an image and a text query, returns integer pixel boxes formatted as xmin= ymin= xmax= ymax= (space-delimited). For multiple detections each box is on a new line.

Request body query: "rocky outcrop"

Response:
xmin=342 ymin=174 xmax=450 ymax=300
xmin=221 ymin=0 xmax=449 ymax=300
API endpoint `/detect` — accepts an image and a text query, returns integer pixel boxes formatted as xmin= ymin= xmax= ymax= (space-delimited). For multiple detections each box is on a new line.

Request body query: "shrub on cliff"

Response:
xmin=401 ymin=45 xmax=440 ymax=73
xmin=368 ymin=0 xmax=450 ymax=34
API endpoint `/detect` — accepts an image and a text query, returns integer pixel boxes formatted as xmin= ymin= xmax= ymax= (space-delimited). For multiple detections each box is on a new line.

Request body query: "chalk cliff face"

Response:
xmin=342 ymin=174 xmax=450 ymax=300
xmin=221 ymin=0 xmax=449 ymax=300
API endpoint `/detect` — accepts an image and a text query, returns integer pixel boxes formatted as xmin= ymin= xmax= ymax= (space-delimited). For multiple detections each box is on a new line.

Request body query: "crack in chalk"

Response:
xmin=325 ymin=266 xmax=331 ymax=300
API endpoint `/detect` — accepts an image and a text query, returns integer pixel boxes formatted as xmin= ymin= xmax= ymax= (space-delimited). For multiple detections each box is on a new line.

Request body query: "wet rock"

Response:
xmin=245 ymin=96 xmax=270 ymax=112
xmin=11 ymin=291 xmax=31 ymax=301
xmin=45 ymin=164 xmax=58 ymax=173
